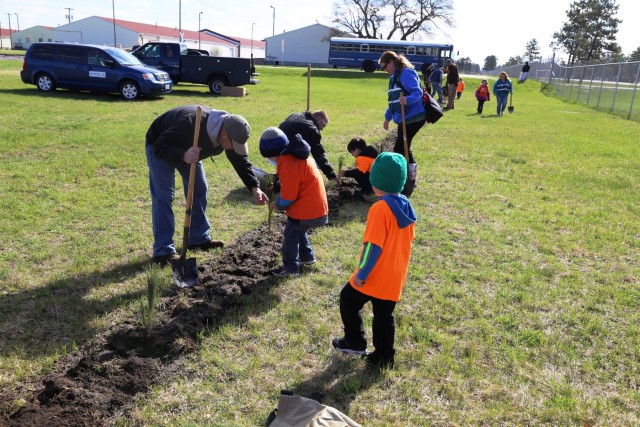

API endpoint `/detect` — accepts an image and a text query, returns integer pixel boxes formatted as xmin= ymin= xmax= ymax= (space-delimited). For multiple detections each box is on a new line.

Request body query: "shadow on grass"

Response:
xmin=0 ymin=259 xmax=150 ymax=360
xmin=282 ymin=355 xmax=383 ymax=418
xmin=0 ymin=87 xmax=168 ymax=103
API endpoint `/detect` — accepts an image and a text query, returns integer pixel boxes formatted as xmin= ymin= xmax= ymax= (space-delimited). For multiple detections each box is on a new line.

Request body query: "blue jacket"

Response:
xmin=493 ymin=79 xmax=513 ymax=96
xmin=385 ymin=67 xmax=426 ymax=125
xmin=428 ymin=68 xmax=443 ymax=84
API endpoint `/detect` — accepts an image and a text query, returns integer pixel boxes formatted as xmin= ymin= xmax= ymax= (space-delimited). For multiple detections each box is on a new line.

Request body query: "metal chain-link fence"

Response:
xmin=486 ymin=58 xmax=640 ymax=122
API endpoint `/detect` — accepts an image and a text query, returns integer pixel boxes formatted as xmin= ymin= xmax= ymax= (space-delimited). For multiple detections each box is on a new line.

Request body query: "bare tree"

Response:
xmin=332 ymin=0 xmax=453 ymax=40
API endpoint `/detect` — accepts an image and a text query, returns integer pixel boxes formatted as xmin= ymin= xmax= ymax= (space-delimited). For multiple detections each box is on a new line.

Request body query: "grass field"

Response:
xmin=1 ymin=59 xmax=639 ymax=425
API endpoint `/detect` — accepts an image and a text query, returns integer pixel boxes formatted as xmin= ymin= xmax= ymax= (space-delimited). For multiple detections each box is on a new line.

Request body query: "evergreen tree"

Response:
xmin=552 ymin=0 xmax=621 ymax=65
xmin=628 ymin=47 xmax=640 ymax=62
xmin=483 ymin=55 xmax=498 ymax=71
xmin=524 ymin=39 xmax=540 ymax=61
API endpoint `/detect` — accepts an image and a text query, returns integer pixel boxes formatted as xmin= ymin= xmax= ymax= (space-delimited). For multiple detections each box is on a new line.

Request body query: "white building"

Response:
xmin=10 ymin=26 xmax=54 ymax=50
xmin=50 ymin=16 xmax=265 ymax=59
xmin=1 ymin=28 xmax=16 ymax=50
xmin=264 ymin=23 xmax=350 ymax=67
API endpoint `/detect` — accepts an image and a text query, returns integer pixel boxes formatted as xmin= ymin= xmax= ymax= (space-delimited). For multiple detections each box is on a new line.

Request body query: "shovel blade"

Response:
xmin=171 ymin=257 xmax=199 ymax=288
xmin=508 ymin=106 xmax=514 ymax=114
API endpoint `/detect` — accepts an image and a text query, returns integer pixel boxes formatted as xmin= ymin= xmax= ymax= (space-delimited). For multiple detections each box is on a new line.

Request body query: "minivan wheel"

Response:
xmin=119 ymin=80 xmax=140 ymax=100
xmin=36 ymin=73 xmax=56 ymax=92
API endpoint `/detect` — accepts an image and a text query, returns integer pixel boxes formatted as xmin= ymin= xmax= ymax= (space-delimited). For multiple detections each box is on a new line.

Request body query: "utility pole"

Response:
xmin=14 ymin=13 xmax=19 ymax=31
xmin=112 ymin=0 xmax=117 ymax=47
xmin=6 ymin=13 xmax=11 ymax=49
xmin=65 ymin=8 xmax=73 ymax=24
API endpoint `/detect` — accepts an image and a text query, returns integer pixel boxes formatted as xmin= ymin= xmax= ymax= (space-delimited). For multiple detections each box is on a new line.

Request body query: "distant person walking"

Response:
xmin=519 ymin=61 xmax=530 ymax=83
xmin=456 ymin=78 xmax=465 ymax=99
xmin=444 ymin=59 xmax=459 ymax=110
xmin=428 ymin=64 xmax=444 ymax=104
xmin=423 ymin=63 xmax=434 ymax=94
xmin=475 ymin=79 xmax=491 ymax=114
xmin=493 ymin=72 xmax=513 ymax=116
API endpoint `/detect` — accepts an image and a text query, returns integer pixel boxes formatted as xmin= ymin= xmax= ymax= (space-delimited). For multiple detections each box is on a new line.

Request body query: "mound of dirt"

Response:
xmin=2 ymin=183 xmax=373 ymax=426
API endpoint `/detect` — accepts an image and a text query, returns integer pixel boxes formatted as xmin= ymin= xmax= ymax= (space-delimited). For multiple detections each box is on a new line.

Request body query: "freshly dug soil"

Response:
xmin=1 ymin=180 xmax=371 ymax=426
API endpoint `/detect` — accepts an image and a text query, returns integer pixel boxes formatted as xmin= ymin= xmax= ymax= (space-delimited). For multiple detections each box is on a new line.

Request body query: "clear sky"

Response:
xmin=4 ymin=0 xmax=639 ymax=65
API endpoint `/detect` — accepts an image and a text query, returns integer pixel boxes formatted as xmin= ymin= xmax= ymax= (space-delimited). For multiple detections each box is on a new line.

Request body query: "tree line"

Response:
xmin=331 ymin=0 xmax=640 ymax=72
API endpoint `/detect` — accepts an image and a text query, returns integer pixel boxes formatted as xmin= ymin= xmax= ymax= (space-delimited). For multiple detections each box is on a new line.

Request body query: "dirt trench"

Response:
xmin=1 ymin=181 xmax=369 ymax=427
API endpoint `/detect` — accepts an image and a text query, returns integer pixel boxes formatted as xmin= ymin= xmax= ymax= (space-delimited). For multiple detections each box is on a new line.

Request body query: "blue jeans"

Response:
xmin=145 ymin=143 xmax=212 ymax=256
xmin=496 ymin=94 xmax=509 ymax=115
xmin=430 ymin=82 xmax=443 ymax=103
xmin=282 ymin=215 xmax=328 ymax=273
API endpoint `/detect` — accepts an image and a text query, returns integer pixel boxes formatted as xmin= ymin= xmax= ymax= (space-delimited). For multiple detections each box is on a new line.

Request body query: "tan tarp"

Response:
xmin=269 ymin=394 xmax=361 ymax=427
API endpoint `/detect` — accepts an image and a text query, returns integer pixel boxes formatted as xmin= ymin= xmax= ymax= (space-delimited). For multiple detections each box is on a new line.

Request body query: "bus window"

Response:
xmin=407 ymin=46 xmax=416 ymax=56
xmin=360 ymin=44 xmax=369 ymax=53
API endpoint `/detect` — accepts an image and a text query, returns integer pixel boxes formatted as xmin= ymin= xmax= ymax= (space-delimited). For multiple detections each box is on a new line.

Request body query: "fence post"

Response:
xmin=610 ymin=63 xmax=622 ymax=114
xmin=586 ymin=65 xmax=596 ymax=106
xmin=596 ymin=65 xmax=606 ymax=110
xmin=628 ymin=62 xmax=640 ymax=120
xmin=568 ymin=67 xmax=575 ymax=100
xmin=576 ymin=66 xmax=586 ymax=102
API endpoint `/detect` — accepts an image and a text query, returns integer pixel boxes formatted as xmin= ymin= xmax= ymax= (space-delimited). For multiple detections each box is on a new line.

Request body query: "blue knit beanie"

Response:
xmin=369 ymin=152 xmax=407 ymax=194
xmin=259 ymin=127 xmax=289 ymax=158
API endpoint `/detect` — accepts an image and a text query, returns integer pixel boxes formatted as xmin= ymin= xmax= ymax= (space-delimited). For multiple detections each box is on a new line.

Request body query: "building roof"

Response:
xmin=95 ymin=16 xmax=264 ymax=49
xmin=1 ymin=29 xmax=17 ymax=37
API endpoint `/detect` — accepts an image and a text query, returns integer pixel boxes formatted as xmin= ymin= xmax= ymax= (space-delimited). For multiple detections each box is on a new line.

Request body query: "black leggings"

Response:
xmin=394 ymin=119 xmax=425 ymax=164
xmin=339 ymin=282 xmax=397 ymax=358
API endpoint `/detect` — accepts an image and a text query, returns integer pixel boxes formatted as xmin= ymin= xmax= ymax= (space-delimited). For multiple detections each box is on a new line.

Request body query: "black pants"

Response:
xmin=394 ymin=119 xmax=425 ymax=164
xmin=347 ymin=171 xmax=373 ymax=193
xmin=339 ymin=282 xmax=397 ymax=358
xmin=477 ymin=100 xmax=486 ymax=113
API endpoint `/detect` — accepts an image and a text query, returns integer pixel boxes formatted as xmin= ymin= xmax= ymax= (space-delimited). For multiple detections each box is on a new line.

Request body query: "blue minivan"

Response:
xmin=20 ymin=42 xmax=172 ymax=100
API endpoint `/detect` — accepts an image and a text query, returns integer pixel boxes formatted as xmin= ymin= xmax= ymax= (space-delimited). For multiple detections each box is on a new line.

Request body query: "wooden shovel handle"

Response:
xmin=400 ymin=100 xmax=409 ymax=162
xmin=181 ymin=106 xmax=203 ymax=258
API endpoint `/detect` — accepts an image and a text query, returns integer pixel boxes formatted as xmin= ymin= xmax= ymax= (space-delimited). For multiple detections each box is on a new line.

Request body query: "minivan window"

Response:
xmin=87 ymin=48 xmax=110 ymax=67
xmin=30 ymin=44 xmax=55 ymax=60
xmin=59 ymin=46 xmax=84 ymax=63
xmin=107 ymin=48 xmax=144 ymax=66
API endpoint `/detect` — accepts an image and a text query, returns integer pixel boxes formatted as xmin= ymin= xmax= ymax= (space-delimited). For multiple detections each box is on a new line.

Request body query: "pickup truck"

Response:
xmin=131 ymin=42 xmax=256 ymax=94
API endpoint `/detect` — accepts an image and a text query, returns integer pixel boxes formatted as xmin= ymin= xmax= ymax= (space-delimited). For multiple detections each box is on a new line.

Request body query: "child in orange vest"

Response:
xmin=475 ymin=79 xmax=491 ymax=114
xmin=456 ymin=77 xmax=465 ymax=99
xmin=339 ymin=137 xmax=379 ymax=194
xmin=259 ymin=127 xmax=329 ymax=277
xmin=332 ymin=152 xmax=417 ymax=369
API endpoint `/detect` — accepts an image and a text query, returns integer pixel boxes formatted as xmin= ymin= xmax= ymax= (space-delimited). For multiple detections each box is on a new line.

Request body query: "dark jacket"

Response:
xmin=279 ymin=112 xmax=337 ymax=180
xmin=146 ymin=105 xmax=259 ymax=191
xmin=446 ymin=63 xmax=459 ymax=86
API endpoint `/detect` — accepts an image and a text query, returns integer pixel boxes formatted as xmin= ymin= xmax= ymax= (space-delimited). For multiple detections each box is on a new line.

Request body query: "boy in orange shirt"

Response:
xmin=338 ymin=137 xmax=379 ymax=194
xmin=456 ymin=77 xmax=465 ymax=99
xmin=259 ymin=127 xmax=329 ymax=277
xmin=332 ymin=152 xmax=417 ymax=369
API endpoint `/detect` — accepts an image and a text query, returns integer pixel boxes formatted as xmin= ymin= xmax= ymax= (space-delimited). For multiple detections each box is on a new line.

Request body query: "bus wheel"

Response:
xmin=362 ymin=60 xmax=376 ymax=73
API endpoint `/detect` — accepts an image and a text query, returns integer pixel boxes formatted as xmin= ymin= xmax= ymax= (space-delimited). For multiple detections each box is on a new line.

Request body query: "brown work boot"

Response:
xmin=152 ymin=252 xmax=180 ymax=266
xmin=188 ymin=239 xmax=225 ymax=251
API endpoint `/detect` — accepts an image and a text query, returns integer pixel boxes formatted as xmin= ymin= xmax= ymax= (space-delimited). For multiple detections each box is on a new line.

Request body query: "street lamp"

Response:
xmin=270 ymin=5 xmax=275 ymax=36
xmin=251 ymin=22 xmax=255 ymax=58
xmin=14 ymin=13 xmax=19 ymax=31
xmin=5 ymin=13 xmax=12 ymax=49
xmin=198 ymin=12 xmax=203 ymax=50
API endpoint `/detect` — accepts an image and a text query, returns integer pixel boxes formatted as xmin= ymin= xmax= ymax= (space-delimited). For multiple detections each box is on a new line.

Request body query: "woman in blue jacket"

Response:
xmin=378 ymin=50 xmax=426 ymax=197
xmin=493 ymin=72 xmax=513 ymax=116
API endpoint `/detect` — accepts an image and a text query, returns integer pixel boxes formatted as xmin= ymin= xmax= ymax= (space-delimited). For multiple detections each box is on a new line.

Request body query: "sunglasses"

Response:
xmin=380 ymin=62 xmax=389 ymax=70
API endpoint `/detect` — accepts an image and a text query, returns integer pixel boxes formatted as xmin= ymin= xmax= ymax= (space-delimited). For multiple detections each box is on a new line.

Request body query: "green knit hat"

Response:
xmin=369 ymin=152 xmax=407 ymax=194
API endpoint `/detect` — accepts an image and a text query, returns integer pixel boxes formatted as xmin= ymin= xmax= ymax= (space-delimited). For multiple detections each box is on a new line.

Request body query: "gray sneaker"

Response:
xmin=332 ymin=337 xmax=368 ymax=355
